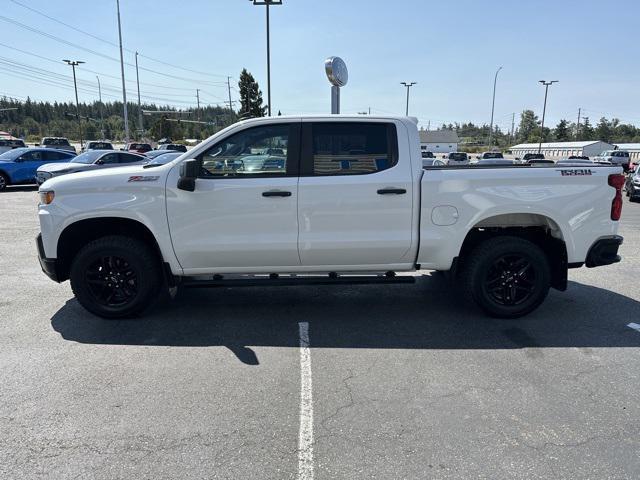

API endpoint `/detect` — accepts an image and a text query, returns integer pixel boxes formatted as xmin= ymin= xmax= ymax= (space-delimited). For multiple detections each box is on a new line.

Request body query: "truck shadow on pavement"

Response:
xmin=50 ymin=275 xmax=640 ymax=365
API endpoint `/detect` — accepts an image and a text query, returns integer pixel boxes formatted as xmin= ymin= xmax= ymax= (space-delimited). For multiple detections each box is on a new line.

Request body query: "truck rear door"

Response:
xmin=297 ymin=120 xmax=415 ymax=267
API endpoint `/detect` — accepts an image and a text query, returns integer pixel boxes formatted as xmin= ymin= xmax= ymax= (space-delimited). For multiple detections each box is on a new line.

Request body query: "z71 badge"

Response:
xmin=128 ymin=175 xmax=160 ymax=182
xmin=558 ymin=169 xmax=592 ymax=176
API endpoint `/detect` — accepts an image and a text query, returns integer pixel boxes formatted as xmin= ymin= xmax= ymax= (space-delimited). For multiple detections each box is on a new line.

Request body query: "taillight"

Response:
xmin=608 ymin=174 xmax=625 ymax=221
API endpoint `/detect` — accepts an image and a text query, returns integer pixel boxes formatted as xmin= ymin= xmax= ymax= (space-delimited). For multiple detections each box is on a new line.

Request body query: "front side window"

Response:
xmin=20 ymin=151 xmax=43 ymax=161
xmin=309 ymin=122 xmax=396 ymax=176
xmin=200 ymin=124 xmax=293 ymax=177
xmin=99 ymin=153 xmax=119 ymax=165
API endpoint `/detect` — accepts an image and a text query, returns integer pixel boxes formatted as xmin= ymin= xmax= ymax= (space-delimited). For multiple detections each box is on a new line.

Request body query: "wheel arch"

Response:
xmin=457 ymin=213 xmax=569 ymax=291
xmin=56 ymin=217 xmax=164 ymax=282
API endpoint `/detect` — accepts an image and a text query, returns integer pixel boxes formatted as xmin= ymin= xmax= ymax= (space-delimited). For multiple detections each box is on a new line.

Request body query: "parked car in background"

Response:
xmin=144 ymin=150 xmax=178 ymax=160
xmin=477 ymin=158 xmax=515 ymax=166
xmin=527 ymin=159 xmax=555 ymax=165
xmin=447 ymin=152 xmax=470 ymax=165
xmin=594 ymin=150 xmax=630 ymax=172
xmin=124 ymin=143 xmax=153 ymax=154
xmin=144 ymin=152 xmax=182 ymax=166
xmin=523 ymin=153 xmax=545 ymax=162
xmin=624 ymin=169 xmax=640 ymax=201
xmin=556 ymin=158 xmax=594 ymax=166
xmin=37 ymin=150 xmax=146 ymax=185
xmin=82 ymin=141 xmax=114 ymax=152
xmin=40 ymin=137 xmax=76 ymax=153
xmin=422 ymin=158 xmax=446 ymax=167
xmin=568 ymin=155 xmax=590 ymax=160
xmin=0 ymin=138 xmax=26 ymax=154
xmin=478 ymin=151 xmax=504 ymax=160
xmin=421 ymin=151 xmax=434 ymax=159
xmin=156 ymin=143 xmax=187 ymax=153
xmin=0 ymin=147 xmax=76 ymax=190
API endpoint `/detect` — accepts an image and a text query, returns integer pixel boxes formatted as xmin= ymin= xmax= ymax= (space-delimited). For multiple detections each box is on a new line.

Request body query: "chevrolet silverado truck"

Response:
xmin=36 ymin=116 xmax=625 ymax=319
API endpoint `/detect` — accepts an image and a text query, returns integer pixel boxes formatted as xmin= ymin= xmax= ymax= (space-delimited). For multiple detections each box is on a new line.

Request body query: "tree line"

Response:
xmin=0 ymin=68 xmax=268 ymax=142
xmin=441 ymin=110 xmax=640 ymax=148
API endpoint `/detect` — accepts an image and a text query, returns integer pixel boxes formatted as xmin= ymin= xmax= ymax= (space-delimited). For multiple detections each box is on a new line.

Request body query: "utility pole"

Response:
xmin=576 ymin=107 xmax=581 ymax=140
xmin=63 ymin=59 xmax=85 ymax=148
xmin=400 ymin=82 xmax=416 ymax=116
xmin=227 ymin=76 xmax=233 ymax=113
xmin=196 ymin=89 xmax=201 ymax=121
xmin=488 ymin=66 xmax=503 ymax=148
xmin=248 ymin=0 xmax=282 ymax=117
xmin=135 ymin=51 xmax=143 ymax=138
xmin=96 ymin=75 xmax=104 ymax=138
xmin=510 ymin=112 xmax=515 ymax=145
xmin=116 ymin=0 xmax=129 ymax=142
xmin=537 ymin=80 xmax=558 ymax=154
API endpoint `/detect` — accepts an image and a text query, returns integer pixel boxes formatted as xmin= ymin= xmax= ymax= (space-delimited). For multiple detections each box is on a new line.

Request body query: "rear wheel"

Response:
xmin=462 ymin=236 xmax=550 ymax=319
xmin=70 ymin=235 xmax=162 ymax=319
xmin=0 ymin=172 xmax=8 ymax=191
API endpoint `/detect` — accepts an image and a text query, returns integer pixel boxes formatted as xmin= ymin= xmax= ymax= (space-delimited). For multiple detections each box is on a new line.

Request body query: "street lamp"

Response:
xmin=487 ymin=66 xmax=502 ymax=148
xmin=63 ymin=59 xmax=85 ymax=148
xmin=537 ymin=80 xmax=558 ymax=154
xmin=401 ymin=82 xmax=416 ymax=116
xmin=248 ymin=0 xmax=282 ymax=117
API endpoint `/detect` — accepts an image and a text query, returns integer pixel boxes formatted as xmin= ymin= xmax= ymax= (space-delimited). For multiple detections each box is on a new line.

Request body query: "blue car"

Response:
xmin=0 ymin=148 xmax=76 ymax=190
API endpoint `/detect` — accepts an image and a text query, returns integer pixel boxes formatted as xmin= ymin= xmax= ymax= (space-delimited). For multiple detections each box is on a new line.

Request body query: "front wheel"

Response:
xmin=0 ymin=172 xmax=8 ymax=191
xmin=462 ymin=236 xmax=551 ymax=319
xmin=70 ymin=235 xmax=162 ymax=319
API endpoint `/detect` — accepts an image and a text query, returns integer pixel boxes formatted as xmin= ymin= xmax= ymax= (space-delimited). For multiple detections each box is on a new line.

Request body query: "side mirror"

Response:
xmin=177 ymin=158 xmax=199 ymax=192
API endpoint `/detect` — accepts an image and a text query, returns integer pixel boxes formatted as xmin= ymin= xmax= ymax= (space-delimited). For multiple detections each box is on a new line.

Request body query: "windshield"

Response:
xmin=0 ymin=147 xmax=29 ymax=160
xmin=448 ymin=153 xmax=467 ymax=161
xmin=70 ymin=151 xmax=104 ymax=164
xmin=43 ymin=138 xmax=70 ymax=146
xmin=484 ymin=152 xmax=504 ymax=159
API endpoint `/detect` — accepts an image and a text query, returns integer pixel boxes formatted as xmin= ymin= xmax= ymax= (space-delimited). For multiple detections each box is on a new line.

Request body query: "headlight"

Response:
xmin=39 ymin=190 xmax=55 ymax=205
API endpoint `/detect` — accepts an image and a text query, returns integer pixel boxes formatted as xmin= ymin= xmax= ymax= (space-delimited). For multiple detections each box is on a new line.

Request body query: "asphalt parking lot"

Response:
xmin=1 ymin=187 xmax=639 ymax=479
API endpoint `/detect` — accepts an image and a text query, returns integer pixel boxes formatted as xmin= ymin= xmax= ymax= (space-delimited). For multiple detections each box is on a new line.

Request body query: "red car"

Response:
xmin=125 ymin=143 xmax=152 ymax=154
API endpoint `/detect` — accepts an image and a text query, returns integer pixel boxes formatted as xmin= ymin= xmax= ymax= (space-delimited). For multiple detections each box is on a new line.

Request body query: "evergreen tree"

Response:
xmin=238 ymin=68 xmax=265 ymax=118
xmin=554 ymin=119 xmax=570 ymax=141
xmin=580 ymin=117 xmax=595 ymax=140
xmin=595 ymin=117 xmax=613 ymax=143
xmin=517 ymin=110 xmax=539 ymax=143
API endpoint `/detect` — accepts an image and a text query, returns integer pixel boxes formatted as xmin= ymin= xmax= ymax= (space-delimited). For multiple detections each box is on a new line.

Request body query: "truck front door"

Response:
xmin=166 ymin=122 xmax=301 ymax=273
xmin=297 ymin=120 xmax=415 ymax=267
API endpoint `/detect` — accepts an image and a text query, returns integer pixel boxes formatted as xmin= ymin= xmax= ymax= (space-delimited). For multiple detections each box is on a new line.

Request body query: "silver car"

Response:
xmin=37 ymin=150 xmax=146 ymax=185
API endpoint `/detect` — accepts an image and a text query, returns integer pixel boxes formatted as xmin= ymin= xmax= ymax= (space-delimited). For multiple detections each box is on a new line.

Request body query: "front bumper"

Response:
xmin=585 ymin=235 xmax=623 ymax=268
xmin=36 ymin=234 xmax=61 ymax=282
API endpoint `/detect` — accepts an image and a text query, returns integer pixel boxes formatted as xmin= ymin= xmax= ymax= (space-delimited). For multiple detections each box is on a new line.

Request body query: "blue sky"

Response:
xmin=2 ymin=0 xmax=639 ymax=131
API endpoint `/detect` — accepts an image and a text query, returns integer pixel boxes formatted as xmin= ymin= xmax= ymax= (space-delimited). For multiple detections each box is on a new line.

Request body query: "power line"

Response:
xmin=0 ymin=14 xmax=228 ymax=85
xmin=7 ymin=0 xmax=229 ymax=79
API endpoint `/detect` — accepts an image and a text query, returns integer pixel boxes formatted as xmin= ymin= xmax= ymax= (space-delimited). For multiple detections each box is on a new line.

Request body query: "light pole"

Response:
xmin=248 ymin=0 xmax=282 ymax=117
xmin=401 ymin=82 xmax=416 ymax=116
xmin=116 ymin=0 xmax=129 ymax=142
xmin=487 ymin=66 xmax=502 ymax=148
xmin=537 ymin=80 xmax=558 ymax=154
xmin=63 ymin=59 xmax=85 ymax=148
xmin=96 ymin=75 xmax=104 ymax=138
xmin=135 ymin=51 xmax=143 ymax=138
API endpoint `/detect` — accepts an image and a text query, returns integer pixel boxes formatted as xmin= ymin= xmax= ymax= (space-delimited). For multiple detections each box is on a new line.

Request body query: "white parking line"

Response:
xmin=298 ymin=322 xmax=314 ymax=480
xmin=627 ymin=323 xmax=640 ymax=333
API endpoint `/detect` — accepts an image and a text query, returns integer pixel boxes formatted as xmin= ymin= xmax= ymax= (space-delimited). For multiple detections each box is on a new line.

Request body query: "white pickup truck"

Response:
xmin=36 ymin=116 xmax=625 ymax=319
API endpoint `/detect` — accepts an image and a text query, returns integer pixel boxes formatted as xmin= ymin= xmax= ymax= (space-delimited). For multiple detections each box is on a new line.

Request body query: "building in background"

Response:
xmin=509 ymin=141 xmax=613 ymax=158
xmin=419 ymin=129 xmax=459 ymax=153
xmin=614 ymin=143 xmax=640 ymax=161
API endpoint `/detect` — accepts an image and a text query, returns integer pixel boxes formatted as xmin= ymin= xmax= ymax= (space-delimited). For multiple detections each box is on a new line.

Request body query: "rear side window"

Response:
xmin=118 ymin=153 xmax=143 ymax=164
xmin=612 ymin=151 xmax=629 ymax=157
xmin=306 ymin=122 xmax=397 ymax=176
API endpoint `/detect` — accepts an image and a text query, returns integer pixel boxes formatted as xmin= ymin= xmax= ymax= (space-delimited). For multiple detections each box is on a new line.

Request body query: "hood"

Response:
xmin=40 ymin=162 xmax=169 ymax=192
xmin=38 ymin=162 xmax=96 ymax=173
